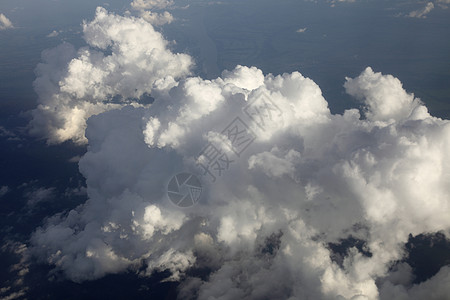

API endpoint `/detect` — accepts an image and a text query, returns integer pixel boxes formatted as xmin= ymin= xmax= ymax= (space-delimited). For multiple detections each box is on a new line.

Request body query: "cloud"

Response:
xmin=0 ymin=242 xmax=30 ymax=300
xmin=0 ymin=186 xmax=10 ymax=198
xmin=29 ymin=7 xmax=192 ymax=144
xmin=380 ymin=266 xmax=450 ymax=300
xmin=248 ymin=148 xmax=300 ymax=178
xmin=28 ymin=8 xmax=450 ymax=300
xmin=46 ymin=30 xmax=60 ymax=38
xmin=0 ymin=126 xmax=21 ymax=142
xmin=333 ymin=0 xmax=356 ymax=3
xmin=435 ymin=0 xmax=450 ymax=9
xmin=131 ymin=0 xmax=173 ymax=10
xmin=344 ymin=67 xmax=424 ymax=122
xmin=130 ymin=0 xmax=174 ymax=25
xmin=329 ymin=0 xmax=356 ymax=6
xmin=0 ymin=13 xmax=13 ymax=30
xmin=138 ymin=10 xmax=174 ymax=25
xmin=408 ymin=2 xmax=435 ymax=18
xmin=25 ymin=187 xmax=55 ymax=207
xmin=68 ymin=155 xmax=81 ymax=163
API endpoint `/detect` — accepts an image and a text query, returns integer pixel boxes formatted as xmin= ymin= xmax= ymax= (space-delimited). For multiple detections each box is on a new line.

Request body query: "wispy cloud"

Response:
xmin=0 ymin=186 xmax=10 ymax=198
xmin=408 ymin=2 xmax=434 ymax=18
xmin=25 ymin=186 xmax=55 ymax=207
xmin=0 ymin=13 xmax=13 ymax=30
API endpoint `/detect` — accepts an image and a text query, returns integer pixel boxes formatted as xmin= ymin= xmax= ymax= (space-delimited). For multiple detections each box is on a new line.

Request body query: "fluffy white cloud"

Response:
xmin=0 ymin=13 xmax=13 ymax=30
xmin=344 ymin=67 xmax=424 ymax=123
xmin=29 ymin=8 xmax=450 ymax=300
xmin=29 ymin=7 xmax=192 ymax=144
xmin=31 ymin=65 xmax=450 ymax=299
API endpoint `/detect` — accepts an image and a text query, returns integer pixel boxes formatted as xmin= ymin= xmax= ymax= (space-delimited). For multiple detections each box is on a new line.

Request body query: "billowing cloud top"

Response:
xmin=29 ymin=7 xmax=192 ymax=144
xmin=29 ymin=7 xmax=450 ymax=300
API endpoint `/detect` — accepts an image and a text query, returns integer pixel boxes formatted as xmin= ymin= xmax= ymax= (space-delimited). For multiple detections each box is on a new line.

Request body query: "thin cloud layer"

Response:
xmin=29 ymin=8 xmax=450 ymax=300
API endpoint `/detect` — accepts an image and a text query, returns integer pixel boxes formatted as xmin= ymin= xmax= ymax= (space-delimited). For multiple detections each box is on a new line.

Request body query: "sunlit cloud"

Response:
xmin=26 ymin=6 xmax=450 ymax=300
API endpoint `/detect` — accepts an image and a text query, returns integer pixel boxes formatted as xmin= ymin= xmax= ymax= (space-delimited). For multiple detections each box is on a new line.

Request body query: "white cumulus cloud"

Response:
xmin=29 ymin=7 xmax=192 ymax=144
xmin=28 ymin=8 xmax=450 ymax=300
xmin=344 ymin=67 xmax=424 ymax=123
